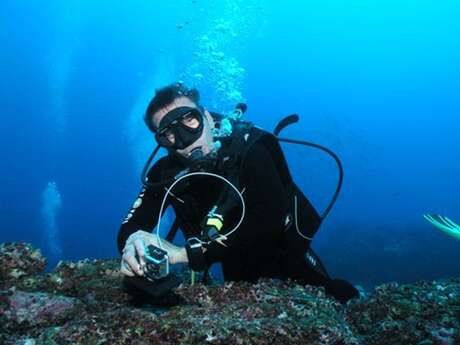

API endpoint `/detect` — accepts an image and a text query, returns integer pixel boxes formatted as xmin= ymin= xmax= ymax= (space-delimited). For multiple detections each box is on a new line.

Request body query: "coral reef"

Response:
xmin=1 ymin=242 xmax=459 ymax=344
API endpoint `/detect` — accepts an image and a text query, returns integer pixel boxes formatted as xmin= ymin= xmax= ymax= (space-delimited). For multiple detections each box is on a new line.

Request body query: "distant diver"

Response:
xmin=117 ymin=82 xmax=359 ymax=304
xmin=423 ymin=214 xmax=460 ymax=240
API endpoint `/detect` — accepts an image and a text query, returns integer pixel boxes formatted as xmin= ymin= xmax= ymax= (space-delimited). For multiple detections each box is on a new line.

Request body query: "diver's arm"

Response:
xmin=118 ymin=181 xmax=174 ymax=276
xmin=118 ymin=157 xmax=183 ymax=276
xmin=191 ymin=141 xmax=287 ymax=267
xmin=117 ymin=157 xmax=177 ymax=254
xmin=117 ymin=183 xmax=168 ymax=254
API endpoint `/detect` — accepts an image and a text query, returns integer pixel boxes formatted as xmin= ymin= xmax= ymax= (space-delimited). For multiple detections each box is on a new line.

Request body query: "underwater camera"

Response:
xmin=123 ymin=244 xmax=181 ymax=300
xmin=143 ymin=244 xmax=169 ymax=280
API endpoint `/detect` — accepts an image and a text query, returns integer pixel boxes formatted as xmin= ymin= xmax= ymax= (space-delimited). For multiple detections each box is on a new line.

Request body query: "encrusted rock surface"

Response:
xmin=0 ymin=242 xmax=46 ymax=281
xmin=1 ymin=242 xmax=459 ymax=344
xmin=1 ymin=290 xmax=83 ymax=332
xmin=346 ymin=280 xmax=460 ymax=344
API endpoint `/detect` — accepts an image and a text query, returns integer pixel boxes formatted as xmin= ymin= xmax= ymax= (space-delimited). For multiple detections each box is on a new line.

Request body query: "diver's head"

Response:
xmin=145 ymin=82 xmax=217 ymax=161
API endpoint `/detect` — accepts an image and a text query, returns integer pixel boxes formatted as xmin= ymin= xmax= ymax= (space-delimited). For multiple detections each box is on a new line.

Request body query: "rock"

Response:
xmin=1 ymin=242 xmax=460 ymax=344
xmin=0 ymin=290 xmax=83 ymax=332
xmin=0 ymin=243 xmax=46 ymax=283
xmin=346 ymin=279 xmax=460 ymax=344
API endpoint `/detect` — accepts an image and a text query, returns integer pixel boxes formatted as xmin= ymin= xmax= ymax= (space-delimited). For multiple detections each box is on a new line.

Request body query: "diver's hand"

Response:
xmin=120 ymin=230 xmax=154 ymax=277
xmin=162 ymin=242 xmax=189 ymax=265
xmin=120 ymin=230 xmax=188 ymax=277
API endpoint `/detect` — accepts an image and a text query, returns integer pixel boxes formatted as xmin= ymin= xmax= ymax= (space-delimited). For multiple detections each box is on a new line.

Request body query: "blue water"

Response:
xmin=1 ymin=0 xmax=459 ymax=289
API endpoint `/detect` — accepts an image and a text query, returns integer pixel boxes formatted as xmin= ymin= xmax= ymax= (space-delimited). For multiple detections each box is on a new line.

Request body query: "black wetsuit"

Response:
xmin=118 ymin=128 xmax=359 ymax=303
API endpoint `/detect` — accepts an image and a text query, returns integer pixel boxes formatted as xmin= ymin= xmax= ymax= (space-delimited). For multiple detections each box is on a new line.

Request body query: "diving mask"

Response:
xmin=155 ymin=106 xmax=204 ymax=150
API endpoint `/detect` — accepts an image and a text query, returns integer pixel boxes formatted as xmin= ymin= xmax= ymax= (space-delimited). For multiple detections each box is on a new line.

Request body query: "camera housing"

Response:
xmin=143 ymin=244 xmax=169 ymax=280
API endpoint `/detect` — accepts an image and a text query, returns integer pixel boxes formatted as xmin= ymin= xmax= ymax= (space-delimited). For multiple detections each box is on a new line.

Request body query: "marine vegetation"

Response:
xmin=1 ymin=242 xmax=459 ymax=344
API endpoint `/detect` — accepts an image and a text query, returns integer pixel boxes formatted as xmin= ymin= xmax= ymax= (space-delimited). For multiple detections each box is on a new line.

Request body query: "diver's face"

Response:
xmin=152 ymin=97 xmax=216 ymax=158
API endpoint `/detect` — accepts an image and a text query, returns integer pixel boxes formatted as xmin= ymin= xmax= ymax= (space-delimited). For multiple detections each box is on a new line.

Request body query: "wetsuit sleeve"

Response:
xmin=117 ymin=162 xmax=171 ymax=254
xmin=202 ymin=141 xmax=287 ymax=264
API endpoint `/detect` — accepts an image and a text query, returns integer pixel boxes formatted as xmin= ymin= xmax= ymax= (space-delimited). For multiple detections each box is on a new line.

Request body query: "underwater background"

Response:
xmin=1 ymin=0 xmax=459 ymax=291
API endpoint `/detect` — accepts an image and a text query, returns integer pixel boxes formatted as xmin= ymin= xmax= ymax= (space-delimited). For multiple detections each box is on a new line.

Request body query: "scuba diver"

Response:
xmin=117 ymin=82 xmax=359 ymax=304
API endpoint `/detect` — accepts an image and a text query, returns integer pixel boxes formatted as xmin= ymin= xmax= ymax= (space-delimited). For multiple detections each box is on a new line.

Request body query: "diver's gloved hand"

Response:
xmin=423 ymin=214 xmax=460 ymax=240
xmin=120 ymin=230 xmax=188 ymax=277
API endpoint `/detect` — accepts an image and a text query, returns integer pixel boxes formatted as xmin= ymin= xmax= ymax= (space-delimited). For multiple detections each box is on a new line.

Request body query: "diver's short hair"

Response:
xmin=144 ymin=82 xmax=201 ymax=132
